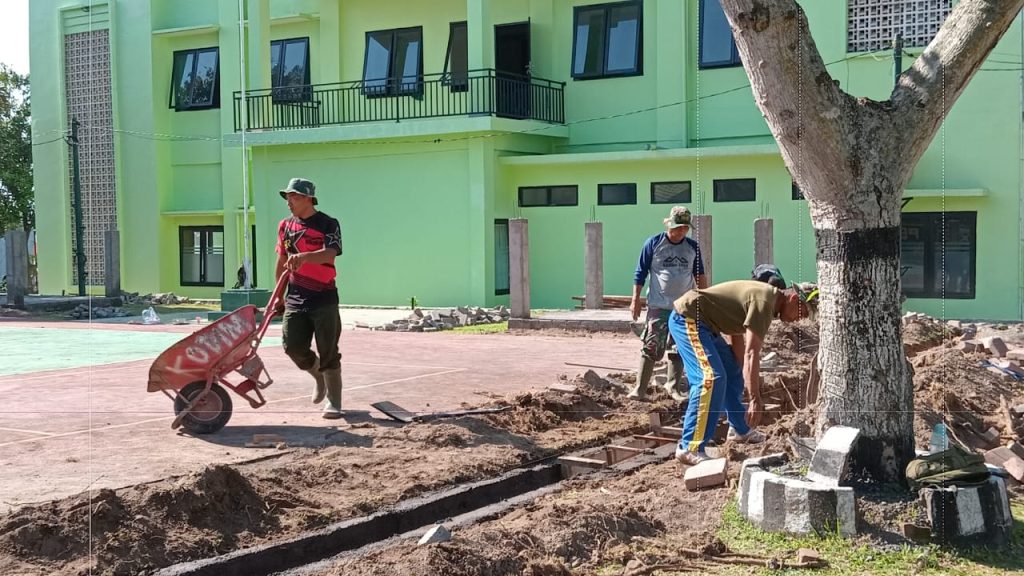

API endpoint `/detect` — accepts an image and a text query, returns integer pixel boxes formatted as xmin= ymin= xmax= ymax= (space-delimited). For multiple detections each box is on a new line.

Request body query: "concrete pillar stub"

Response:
xmin=692 ymin=215 xmax=712 ymax=284
xmin=104 ymin=230 xmax=120 ymax=297
xmin=4 ymin=229 xmax=28 ymax=308
xmin=584 ymin=222 xmax=603 ymax=309
xmin=509 ymin=219 xmax=530 ymax=319
xmin=754 ymin=218 xmax=774 ymax=268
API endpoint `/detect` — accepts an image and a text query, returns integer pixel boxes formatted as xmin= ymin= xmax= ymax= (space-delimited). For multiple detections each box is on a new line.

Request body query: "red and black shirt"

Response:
xmin=276 ymin=212 xmax=343 ymax=311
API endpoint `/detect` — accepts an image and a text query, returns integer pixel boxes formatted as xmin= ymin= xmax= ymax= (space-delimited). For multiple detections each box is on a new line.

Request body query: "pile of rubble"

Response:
xmin=368 ymin=306 xmax=511 ymax=332
xmin=122 ymin=292 xmax=191 ymax=305
xmin=66 ymin=304 xmax=131 ymax=319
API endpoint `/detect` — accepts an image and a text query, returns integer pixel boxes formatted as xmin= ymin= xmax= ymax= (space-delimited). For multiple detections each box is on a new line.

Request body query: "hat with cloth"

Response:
xmin=792 ymin=281 xmax=821 ymax=322
xmin=663 ymin=206 xmax=691 ymax=229
xmin=279 ymin=177 xmax=318 ymax=205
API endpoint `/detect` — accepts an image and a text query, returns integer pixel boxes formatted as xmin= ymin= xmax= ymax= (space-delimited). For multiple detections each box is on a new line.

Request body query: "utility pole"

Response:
xmin=893 ymin=32 xmax=903 ymax=87
xmin=69 ymin=117 xmax=86 ymax=295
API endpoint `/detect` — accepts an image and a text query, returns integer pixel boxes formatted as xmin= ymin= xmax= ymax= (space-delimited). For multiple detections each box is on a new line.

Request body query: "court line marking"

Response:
xmin=0 ymin=360 xmax=461 ymax=382
xmin=0 ymin=367 xmax=466 ymax=447
xmin=0 ymin=426 xmax=56 ymax=437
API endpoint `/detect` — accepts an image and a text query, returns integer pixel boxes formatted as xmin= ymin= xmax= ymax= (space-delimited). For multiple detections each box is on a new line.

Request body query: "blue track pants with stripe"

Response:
xmin=667 ymin=310 xmax=751 ymax=453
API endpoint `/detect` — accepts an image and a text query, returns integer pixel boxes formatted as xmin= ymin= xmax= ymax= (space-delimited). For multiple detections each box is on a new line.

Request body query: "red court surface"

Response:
xmin=0 ymin=321 xmax=636 ymax=511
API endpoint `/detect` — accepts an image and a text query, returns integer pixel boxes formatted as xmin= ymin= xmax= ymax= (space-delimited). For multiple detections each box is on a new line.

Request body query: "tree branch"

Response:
xmin=893 ymin=0 xmax=1023 ymax=169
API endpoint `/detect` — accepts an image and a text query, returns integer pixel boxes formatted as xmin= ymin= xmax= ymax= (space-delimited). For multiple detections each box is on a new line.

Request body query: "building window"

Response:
xmin=494 ymin=219 xmax=510 ymax=295
xmin=444 ymin=22 xmax=468 ymax=92
xmin=651 ymin=181 xmax=692 ymax=204
xmin=170 ymin=48 xmax=220 ymax=110
xmin=792 ymin=182 xmax=804 ymax=200
xmin=180 ymin=226 xmax=225 ymax=286
xmin=699 ymin=0 xmax=741 ymax=69
xmin=713 ymin=178 xmax=756 ymax=202
xmin=848 ymin=0 xmax=952 ymax=53
xmin=271 ymin=37 xmax=311 ymax=102
xmin=572 ymin=1 xmax=643 ymax=79
xmin=598 ymin=183 xmax=637 ymax=205
xmin=363 ymin=27 xmax=423 ymax=96
xmin=518 ymin=186 xmax=578 ymax=207
xmin=901 ymin=212 xmax=976 ymax=299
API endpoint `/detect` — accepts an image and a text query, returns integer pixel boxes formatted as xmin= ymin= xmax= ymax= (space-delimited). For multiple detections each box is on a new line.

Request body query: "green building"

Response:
xmin=29 ymin=0 xmax=1024 ymax=319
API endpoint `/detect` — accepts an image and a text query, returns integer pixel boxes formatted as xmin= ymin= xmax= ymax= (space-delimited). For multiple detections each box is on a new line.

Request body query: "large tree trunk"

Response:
xmin=719 ymin=0 xmax=1023 ymax=481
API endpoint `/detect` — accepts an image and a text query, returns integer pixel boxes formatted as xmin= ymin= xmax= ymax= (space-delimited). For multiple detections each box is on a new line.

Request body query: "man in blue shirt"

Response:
xmin=628 ymin=206 xmax=707 ymax=400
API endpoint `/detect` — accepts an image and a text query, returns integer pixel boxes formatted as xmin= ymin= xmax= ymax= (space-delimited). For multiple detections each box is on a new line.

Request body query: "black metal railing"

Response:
xmin=233 ymin=69 xmax=565 ymax=132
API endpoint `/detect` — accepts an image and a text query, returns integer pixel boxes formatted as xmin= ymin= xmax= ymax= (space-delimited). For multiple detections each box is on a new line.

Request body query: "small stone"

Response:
xmin=796 ymin=548 xmax=826 ymax=567
xmin=418 ymin=524 xmax=451 ymax=545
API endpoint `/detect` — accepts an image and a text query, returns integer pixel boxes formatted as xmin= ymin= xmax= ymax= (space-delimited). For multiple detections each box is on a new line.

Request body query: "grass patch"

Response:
xmin=448 ymin=321 xmax=508 ymax=335
xmin=710 ymin=500 xmax=1024 ymax=575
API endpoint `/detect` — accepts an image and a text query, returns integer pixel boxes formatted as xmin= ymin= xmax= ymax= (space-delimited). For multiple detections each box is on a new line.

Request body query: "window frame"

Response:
xmin=571 ymin=0 xmax=644 ymax=80
xmin=494 ymin=218 xmax=511 ymax=296
xmin=650 ymin=181 xmax=692 ymax=204
xmin=900 ymin=211 xmax=977 ymax=300
xmin=698 ymin=0 xmax=742 ymax=69
xmin=179 ymin=226 xmax=225 ymax=287
xmin=362 ymin=26 xmax=424 ymax=97
xmin=597 ymin=183 xmax=637 ymax=205
xmin=443 ymin=21 xmax=469 ymax=92
xmin=270 ymin=36 xmax=312 ymax=103
xmin=517 ymin=185 xmax=579 ymax=207
xmin=713 ymin=178 xmax=756 ymax=202
xmin=169 ymin=47 xmax=221 ymax=111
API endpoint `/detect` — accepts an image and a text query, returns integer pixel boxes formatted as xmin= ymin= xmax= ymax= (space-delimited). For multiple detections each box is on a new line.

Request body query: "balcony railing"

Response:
xmin=233 ymin=69 xmax=565 ymax=132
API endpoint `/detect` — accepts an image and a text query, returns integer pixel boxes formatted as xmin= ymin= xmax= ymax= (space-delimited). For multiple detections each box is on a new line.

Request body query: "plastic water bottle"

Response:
xmin=142 ymin=306 xmax=161 ymax=325
xmin=929 ymin=423 xmax=949 ymax=453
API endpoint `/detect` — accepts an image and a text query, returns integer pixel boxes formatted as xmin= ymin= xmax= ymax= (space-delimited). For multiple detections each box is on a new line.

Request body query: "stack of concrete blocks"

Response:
xmin=737 ymin=426 xmax=859 ymax=537
xmin=921 ymin=476 xmax=1013 ymax=546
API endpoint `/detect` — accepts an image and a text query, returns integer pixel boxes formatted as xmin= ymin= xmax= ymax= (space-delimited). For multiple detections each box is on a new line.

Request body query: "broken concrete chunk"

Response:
xmin=796 ymin=548 xmax=826 ymax=567
xmin=983 ymin=337 xmax=1009 ymax=358
xmin=985 ymin=447 xmax=1016 ymax=467
xmin=1008 ymin=441 xmax=1024 ymax=460
xmin=1004 ymin=457 xmax=1024 ymax=483
xmin=418 ymin=524 xmax=452 ymax=545
xmin=902 ymin=522 xmax=931 ymax=543
xmin=958 ymin=340 xmax=982 ymax=353
xmin=981 ymin=427 xmax=1002 ymax=446
xmin=1007 ymin=349 xmax=1024 ymax=361
xmin=683 ymin=457 xmax=727 ymax=490
xmin=807 ymin=426 xmax=860 ymax=486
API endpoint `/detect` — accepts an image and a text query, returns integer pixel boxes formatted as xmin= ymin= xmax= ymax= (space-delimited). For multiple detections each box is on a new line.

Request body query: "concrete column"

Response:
xmin=467 ymin=0 xmax=493 ymax=71
xmin=655 ymin=0 xmax=686 ymax=147
xmin=692 ymin=215 xmax=712 ymax=284
xmin=754 ymin=218 xmax=774 ymax=268
xmin=319 ymin=0 xmax=341 ymax=83
xmin=509 ymin=218 xmax=530 ymax=319
xmin=5 ymin=229 xmax=28 ymax=308
xmin=104 ymin=230 xmax=120 ymax=297
xmin=246 ymin=0 xmax=271 ymax=90
xmin=585 ymin=222 xmax=603 ymax=309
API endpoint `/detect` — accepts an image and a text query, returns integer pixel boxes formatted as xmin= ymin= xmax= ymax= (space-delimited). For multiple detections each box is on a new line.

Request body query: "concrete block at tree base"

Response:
xmin=922 ymin=476 xmax=1013 ymax=547
xmin=806 ymin=426 xmax=860 ymax=486
xmin=683 ymin=457 xmax=727 ymax=490
xmin=983 ymin=337 xmax=1009 ymax=358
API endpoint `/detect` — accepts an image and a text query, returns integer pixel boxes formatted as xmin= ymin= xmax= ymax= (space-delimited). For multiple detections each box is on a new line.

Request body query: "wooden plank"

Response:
xmin=633 ymin=434 xmax=678 ymax=445
xmin=558 ymin=455 xmax=608 ymax=468
xmin=371 ymin=401 xmax=416 ymax=423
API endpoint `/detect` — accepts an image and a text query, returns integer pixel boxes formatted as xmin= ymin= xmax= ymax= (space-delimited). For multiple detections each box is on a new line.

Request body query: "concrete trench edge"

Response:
xmin=153 ymin=461 xmax=561 ymax=576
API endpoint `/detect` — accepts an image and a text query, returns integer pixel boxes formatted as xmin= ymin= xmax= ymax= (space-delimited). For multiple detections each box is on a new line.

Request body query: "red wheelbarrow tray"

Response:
xmin=147 ymin=274 xmax=287 ymax=431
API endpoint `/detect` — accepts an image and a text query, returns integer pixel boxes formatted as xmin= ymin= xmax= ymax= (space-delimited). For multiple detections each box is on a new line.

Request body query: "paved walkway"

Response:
xmin=0 ymin=319 xmax=636 ymax=511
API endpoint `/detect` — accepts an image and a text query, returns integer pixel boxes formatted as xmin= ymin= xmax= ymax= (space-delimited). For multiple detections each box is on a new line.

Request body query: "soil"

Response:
xmin=2 ymin=317 xmax=1023 ymax=575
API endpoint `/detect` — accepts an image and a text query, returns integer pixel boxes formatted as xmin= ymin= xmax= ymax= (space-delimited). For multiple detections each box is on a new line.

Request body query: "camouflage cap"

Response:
xmin=663 ymin=206 xmax=691 ymax=229
xmin=279 ymin=177 xmax=318 ymax=205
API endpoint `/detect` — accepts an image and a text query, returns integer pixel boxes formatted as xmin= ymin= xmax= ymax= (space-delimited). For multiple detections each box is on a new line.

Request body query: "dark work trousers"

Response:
xmin=282 ymin=303 xmax=342 ymax=372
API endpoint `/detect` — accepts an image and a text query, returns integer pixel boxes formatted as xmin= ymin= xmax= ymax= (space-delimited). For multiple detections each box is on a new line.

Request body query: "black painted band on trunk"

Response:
xmin=814 ymin=227 xmax=900 ymax=263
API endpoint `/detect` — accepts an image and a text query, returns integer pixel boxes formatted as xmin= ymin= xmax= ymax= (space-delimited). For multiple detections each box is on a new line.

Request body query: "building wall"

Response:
xmin=28 ymin=0 xmax=1024 ymax=319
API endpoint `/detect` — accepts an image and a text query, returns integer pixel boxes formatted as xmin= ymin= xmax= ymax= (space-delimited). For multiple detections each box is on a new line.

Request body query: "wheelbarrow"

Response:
xmin=147 ymin=273 xmax=288 ymax=434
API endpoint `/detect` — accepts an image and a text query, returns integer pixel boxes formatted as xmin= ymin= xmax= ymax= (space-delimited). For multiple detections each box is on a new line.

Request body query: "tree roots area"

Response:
xmin=3 ymin=318 xmax=1024 ymax=575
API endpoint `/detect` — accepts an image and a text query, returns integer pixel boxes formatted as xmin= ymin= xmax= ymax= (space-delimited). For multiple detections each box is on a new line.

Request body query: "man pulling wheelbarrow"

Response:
xmin=276 ymin=177 xmax=345 ymax=419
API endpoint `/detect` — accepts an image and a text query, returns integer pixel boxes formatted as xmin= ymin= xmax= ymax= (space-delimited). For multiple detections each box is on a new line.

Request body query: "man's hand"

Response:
xmin=285 ymin=252 xmax=308 ymax=271
xmin=746 ymin=397 xmax=764 ymax=428
xmin=630 ymin=298 xmax=642 ymax=322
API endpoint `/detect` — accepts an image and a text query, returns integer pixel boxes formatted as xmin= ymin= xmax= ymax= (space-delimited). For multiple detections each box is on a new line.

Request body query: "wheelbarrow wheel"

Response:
xmin=174 ymin=381 xmax=233 ymax=434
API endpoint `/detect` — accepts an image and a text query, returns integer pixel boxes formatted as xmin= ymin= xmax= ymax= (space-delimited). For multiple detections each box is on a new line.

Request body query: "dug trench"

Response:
xmin=3 ymin=318 xmax=1024 ymax=575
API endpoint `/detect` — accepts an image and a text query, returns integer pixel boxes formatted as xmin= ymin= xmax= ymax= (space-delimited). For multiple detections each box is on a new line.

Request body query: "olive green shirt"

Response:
xmin=672 ymin=280 xmax=781 ymax=338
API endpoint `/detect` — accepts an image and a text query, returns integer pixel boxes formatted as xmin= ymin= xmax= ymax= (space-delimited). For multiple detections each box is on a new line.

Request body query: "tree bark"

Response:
xmin=718 ymin=0 xmax=1022 ymax=481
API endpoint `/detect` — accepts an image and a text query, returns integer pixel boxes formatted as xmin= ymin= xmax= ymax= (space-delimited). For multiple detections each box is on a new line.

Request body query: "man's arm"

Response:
xmin=285 ymin=247 xmax=339 ymax=270
xmin=275 ymin=251 xmax=287 ymax=281
xmin=631 ymin=236 xmax=658 ymax=321
xmin=743 ymin=328 xmax=765 ymax=427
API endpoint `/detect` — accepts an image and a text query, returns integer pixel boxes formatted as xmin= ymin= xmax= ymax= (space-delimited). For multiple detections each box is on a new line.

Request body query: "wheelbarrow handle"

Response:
xmin=254 ymin=272 xmax=290 ymax=342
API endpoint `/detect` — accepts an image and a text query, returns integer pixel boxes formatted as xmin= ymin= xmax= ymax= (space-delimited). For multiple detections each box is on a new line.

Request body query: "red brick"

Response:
xmin=683 ymin=457 xmax=727 ymax=490
xmin=986 ymin=446 xmax=1016 ymax=466
xmin=1004 ymin=456 xmax=1024 ymax=483
xmin=1007 ymin=349 xmax=1024 ymax=361
xmin=983 ymin=337 xmax=1010 ymax=358
xmin=1008 ymin=441 xmax=1024 ymax=461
